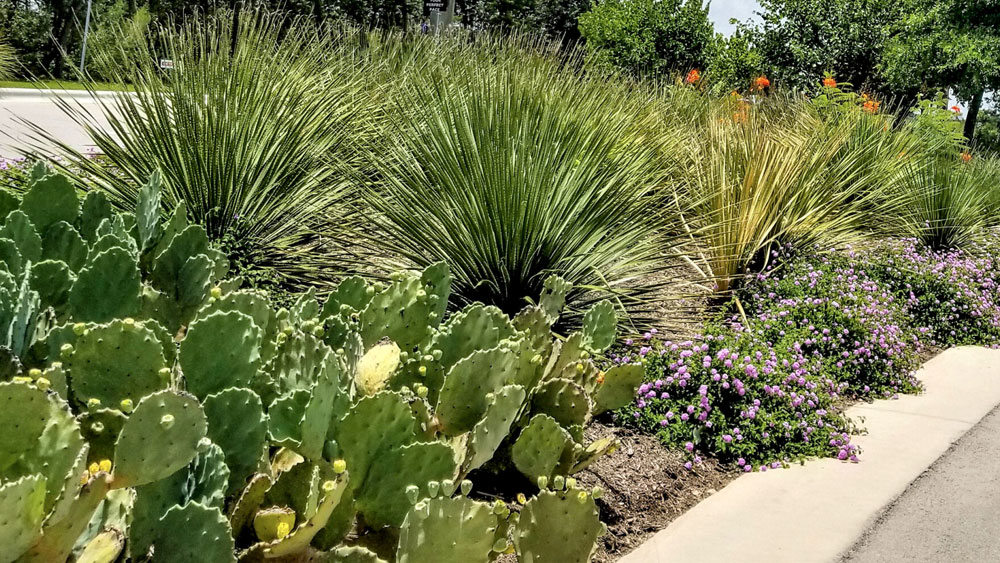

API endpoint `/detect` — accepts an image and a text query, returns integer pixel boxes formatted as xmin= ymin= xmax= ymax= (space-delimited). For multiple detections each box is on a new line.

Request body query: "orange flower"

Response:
xmin=686 ymin=69 xmax=701 ymax=84
xmin=753 ymin=75 xmax=770 ymax=90
xmin=862 ymin=99 xmax=880 ymax=114
xmin=961 ymin=152 xmax=973 ymax=162
xmin=822 ymin=77 xmax=836 ymax=88
xmin=951 ymin=105 xmax=962 ymax=113
xmin=733 ymin=111 xmax=748 ymax=123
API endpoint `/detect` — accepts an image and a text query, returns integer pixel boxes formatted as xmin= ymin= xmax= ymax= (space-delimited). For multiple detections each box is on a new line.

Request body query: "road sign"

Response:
xmin=159 ymin=59 xmax=175 ymax=70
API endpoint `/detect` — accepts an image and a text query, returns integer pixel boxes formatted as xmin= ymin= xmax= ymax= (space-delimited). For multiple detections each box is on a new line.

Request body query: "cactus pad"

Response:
xmin=29 ymin=259 xmax=74 ymax=313
xmin=435 ymin=346 xmax=522 ymax=435
xmin=430 ymin=304 xmax=516 ymax=369
xmin=530 ymin=378 xmax=591 ymax=428
xmin=357 ymin=441 xmax=458 ymax=529
xmin=112 ymin=390 xmax=206 ymax=488
xmin=396 ymin=495 xmax=498 ymax=563
xmin=149 ymin=502 xmax=236 ymax=563
xmin=64 ymin=319 xmax=167 ymax=408
xmin=180 ymin=311 xmax=261 ymax=399
xmin=68 ymin=247 xmax=142 ymax=322
xmin=514 ymin=487 xmax=603 ymax=563
xmin=0 ymin=475 xmax=47 ymax=563
xmin=593 ymin=364 xmax=643 ymax=415
xmin=41 ymin=222 xmax=88 ymax=272
xmin=581 ymin=301 xmax=616 ymax=352
xmin=2 ymin=210 xmax=42 ymax=263
xmin=537 ymin=275 xmax=571 ymax=324
xmin=465 ymin=384 xmax=526 ymax=474
xmin=204 ymin=388 xmax=268 ymax=493
xmin=19 ymin=172 xmax=79 ymax=233
xmin=510 ymin=414 xmax=574 ymax=482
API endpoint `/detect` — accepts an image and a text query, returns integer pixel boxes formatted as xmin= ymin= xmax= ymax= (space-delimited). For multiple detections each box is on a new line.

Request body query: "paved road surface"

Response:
xmin=0 ymin=89 xmax=113 ymax=158
xmin=843 ymin=404 xmax=1000 ymax=563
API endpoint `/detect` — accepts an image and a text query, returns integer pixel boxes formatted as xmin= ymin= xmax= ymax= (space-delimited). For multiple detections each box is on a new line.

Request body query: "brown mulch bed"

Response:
xmin=575 ymin=423 xmax=740 ymax=562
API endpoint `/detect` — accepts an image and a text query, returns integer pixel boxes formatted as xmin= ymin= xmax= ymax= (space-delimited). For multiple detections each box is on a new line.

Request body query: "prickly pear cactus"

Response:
xmin=514 ymin=485 xmax=606 ymax=563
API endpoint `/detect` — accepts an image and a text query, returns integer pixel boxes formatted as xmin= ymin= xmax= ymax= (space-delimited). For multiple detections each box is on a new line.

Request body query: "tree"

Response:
xmin=577 ymin=0 xmax=714 ymax=79
xmin=746 ymin=0 xmax=905 ymax=95
xmin=882 ymin=0 xmax=1000 ymax=141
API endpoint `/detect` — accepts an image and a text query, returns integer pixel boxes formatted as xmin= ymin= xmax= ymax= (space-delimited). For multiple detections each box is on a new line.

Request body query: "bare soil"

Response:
xmin=576 ymin=422 xmax=740 ymax=561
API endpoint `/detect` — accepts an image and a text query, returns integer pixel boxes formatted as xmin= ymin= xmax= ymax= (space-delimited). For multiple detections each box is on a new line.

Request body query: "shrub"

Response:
xmin=362 ymin=47 xmax=676 ymax=323
xmin=620 ymin=249 xmax=922 ymax=469
xmin=577 ymin=0 xmax=714 ymax=79
xmin=27 ymin=10 xmax=364 ymax=292
xmin=84 ymin=1 xmax=152 ymax=82
xmin=893 ymin=158 xmax=990 ymax=250
xmin=0 ymin=32 xmax=15 ymax=80
xmin=0 ymin=166 xmax=637 ymax=561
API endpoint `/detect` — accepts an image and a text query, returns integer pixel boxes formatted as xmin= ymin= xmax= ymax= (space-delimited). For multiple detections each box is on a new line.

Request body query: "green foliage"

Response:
xmin=84 ymin=2 xmax=152 ymax=82
xmin=578 ymin=0 xmax=714 ymax=79
xmin=363 ymin=44 xmax=675 ymax=323
xmin=0 ymin=32 xmax=19 ymax=80
xmin=0 ymin=167 xmax=630 ymax=561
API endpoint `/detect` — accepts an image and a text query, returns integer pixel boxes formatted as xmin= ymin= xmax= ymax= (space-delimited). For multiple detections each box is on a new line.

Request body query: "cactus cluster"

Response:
xmin=0 ymin=167 xmax=640 ymax=562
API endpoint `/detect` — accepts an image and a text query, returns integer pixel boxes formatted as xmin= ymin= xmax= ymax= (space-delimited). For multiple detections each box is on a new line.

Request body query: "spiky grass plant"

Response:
xmin=676 ymin=95 xmax=917 ymax=294
xmin=0 ymin=35 xmax=15 ymax=80
xmin=26 ymin=10 xmax=367 ymax=290
xmin=360 ymin=46 xmax=675 ymax=323
xmin=895 ymin=157 xmax=991 ymax=250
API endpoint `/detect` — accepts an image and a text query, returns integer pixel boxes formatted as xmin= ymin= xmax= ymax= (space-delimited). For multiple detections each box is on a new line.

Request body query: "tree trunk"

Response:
xmin=964 ymin=88 xmax=984 ymax=143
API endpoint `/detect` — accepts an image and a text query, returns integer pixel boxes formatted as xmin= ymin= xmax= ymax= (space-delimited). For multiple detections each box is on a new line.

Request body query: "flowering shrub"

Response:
xmin=618 ymin=245 xmax=947 ymax=471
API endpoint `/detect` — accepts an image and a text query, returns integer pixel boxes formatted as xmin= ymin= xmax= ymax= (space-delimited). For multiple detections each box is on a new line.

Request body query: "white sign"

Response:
xmin=159 ymin=59 xmax=174 ymax=70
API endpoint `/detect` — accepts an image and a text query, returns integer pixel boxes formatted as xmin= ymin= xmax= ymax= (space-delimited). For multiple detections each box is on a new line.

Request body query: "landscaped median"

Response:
xmin=620 ymin=345 xmax=1000 ymax=562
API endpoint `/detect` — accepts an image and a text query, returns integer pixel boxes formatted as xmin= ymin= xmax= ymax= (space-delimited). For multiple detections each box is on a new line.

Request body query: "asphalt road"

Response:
xmin=843 ymin=404 xmax=1000 ymax=563
xmin=0 ymin=89 xmax=112 ymax=158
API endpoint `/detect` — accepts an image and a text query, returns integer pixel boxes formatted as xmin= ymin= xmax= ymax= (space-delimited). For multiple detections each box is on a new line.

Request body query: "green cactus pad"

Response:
xmin=435 ymin=346 xmax=523 ymax=435
xmin=319 ymin=546 xmax=387 ymax=563
xmin=0 ymin=381 xmax=86 ymax=512
xmin=430 ymin=304 xmax=516 ymax=369
xmin=19 ymin=172 xmax=79 ymax=233
xmin=537 ymin=275 xmax=571 ymax=324
xmin=298 ymin=354 xmax=346 ymax=461
xmin=68 ymin=247 xmax=142 ymax=322
xmin=0 ymin=190 xmax=17 ymax=219
xmin=19 ymin=474 xmax=111 ymax=563
xmin=511 ymin=414 xmax=574 ymax=482
xmin=180 ymin=311 xmax=262 ymax=399
xmin=333 ymin=392 xmax=416 ymax=482
xmin=253 ymin=506 xmax=295 ymax=542
xmin=41 ymin=221 xmax=88 ymax=272
xmin=419 ymin=261 xmax=451 ymax=324
xmin=78 ymin=408 xmax=127 ymax=465
xmin=65 ymin=319 xmax=167 ymax=408
xmin=359 ymin=275 xmax=433 ymax=351
xmin=204 ymin=388 xmax=268 ymax=493
xmin=357 ymin=441 xmax=458 ymax=529
xmin=198 ymin=290 xmax=275 ymax=361
xmin=112 ymin=390 xmax=207 ymax=488
xmin=593 ymin=364 xmax=643 ymax=415
xmin=0 ymin=475 xmax=47 ymax=563
xmin=264 ymin=331 xmax=335 ymax=398
xmin=531 ymin=378 xmax=591 ymax=428
xmin=464 ymin=385 xmax=527 ymax=474
xmin=135 ymin=171 xmax=162 ymax=253
xmin=321 ymin=275 xmax=370 ymax=320
xmin=581 ymin=301 xmax=616 ymax=353
xmin=0 ymin=237 xmax=23 ymax=278
xmin=2 ymin=210 xmax=42 ymax=263
xmin=514 ymin=488 xmax=602 ymax=563
xmin=267 ymin=389 xmax=311 ymax=447
xmin=262 ymin=473 xmax=349 ymax=558
xmin=396 ymin=495 xmax=498 ymax=563
xmin=78 ymin=191 xmax=113 ymax=243
xmin=74 ymin=529 xmax=125 ymax=563
xmin=513 ymin=305 xmax=554 ymax=357
xmin=6 ymin=274 xmax=39 ymax=357
xmin=29 ymin=259 xmax=74 ymax=313
xmin=569 ymin=436 xmax=617 ymax=474
xmin=356 ymin=341 xmax=401 ymax=396
xmin=149 ymin=502 xmax=236 ymax=563
xmin=151 ymin=225 xmax=223 ymax=293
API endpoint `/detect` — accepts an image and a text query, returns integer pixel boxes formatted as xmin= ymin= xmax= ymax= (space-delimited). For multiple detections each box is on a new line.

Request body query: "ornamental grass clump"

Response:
xmin=26 ymin=10 xmax=366 ymax=290
xmin=361 ymin=45 xmax=676 ymax=322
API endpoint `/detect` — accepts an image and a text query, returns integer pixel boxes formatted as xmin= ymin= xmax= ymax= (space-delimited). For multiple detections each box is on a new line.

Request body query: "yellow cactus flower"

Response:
xmin=89 ymin=462 xmax=100 ymax=474
xmin=276 ymin=522 xmax=291 ymax=539
xmin=99 ymin=459 xmax=112 ymax=473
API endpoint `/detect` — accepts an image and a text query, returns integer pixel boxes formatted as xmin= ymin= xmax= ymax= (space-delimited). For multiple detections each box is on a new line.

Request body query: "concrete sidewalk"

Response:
xmin=0 ymin=88 xmax=116 ymax=157
xmin=620 ymin=346 xmax=1000 ymax=563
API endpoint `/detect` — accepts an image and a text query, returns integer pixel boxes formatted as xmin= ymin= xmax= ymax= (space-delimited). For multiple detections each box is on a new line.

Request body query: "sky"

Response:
xmin=708 ymin=0 xmax=762 ymax=36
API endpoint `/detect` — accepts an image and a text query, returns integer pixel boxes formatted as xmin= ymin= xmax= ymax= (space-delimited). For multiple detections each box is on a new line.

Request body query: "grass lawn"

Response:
xmin=0 ymin=78 xmax=127 ymax=91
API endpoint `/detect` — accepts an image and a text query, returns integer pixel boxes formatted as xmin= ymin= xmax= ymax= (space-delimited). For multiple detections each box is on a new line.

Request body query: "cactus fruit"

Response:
xmin=514 ymin=487 xmax=603 ymax=563
xmin=396 ymin=494 xmax=499 ymax=563
xmin=112 ymin=391 xmax=206 ymax=489
xmin=253 ymin=507 xmax=296 ymax=542
xmin=180 ymin=311 xmax=262 ymax=399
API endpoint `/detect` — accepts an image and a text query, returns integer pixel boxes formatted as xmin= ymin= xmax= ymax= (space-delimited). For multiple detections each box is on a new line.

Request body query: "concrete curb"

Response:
xmin=0 ymin=87 xmax=122 ymax=101
xmin=619 ymin=346 xmax=1000 ymax=563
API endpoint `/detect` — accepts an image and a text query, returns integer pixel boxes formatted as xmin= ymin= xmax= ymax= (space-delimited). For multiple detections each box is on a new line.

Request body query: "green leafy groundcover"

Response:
xmin=0 ymin=166 xmax=643 ymax=562
xmin=620 ymin=240 xmax=1000 ymax=471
